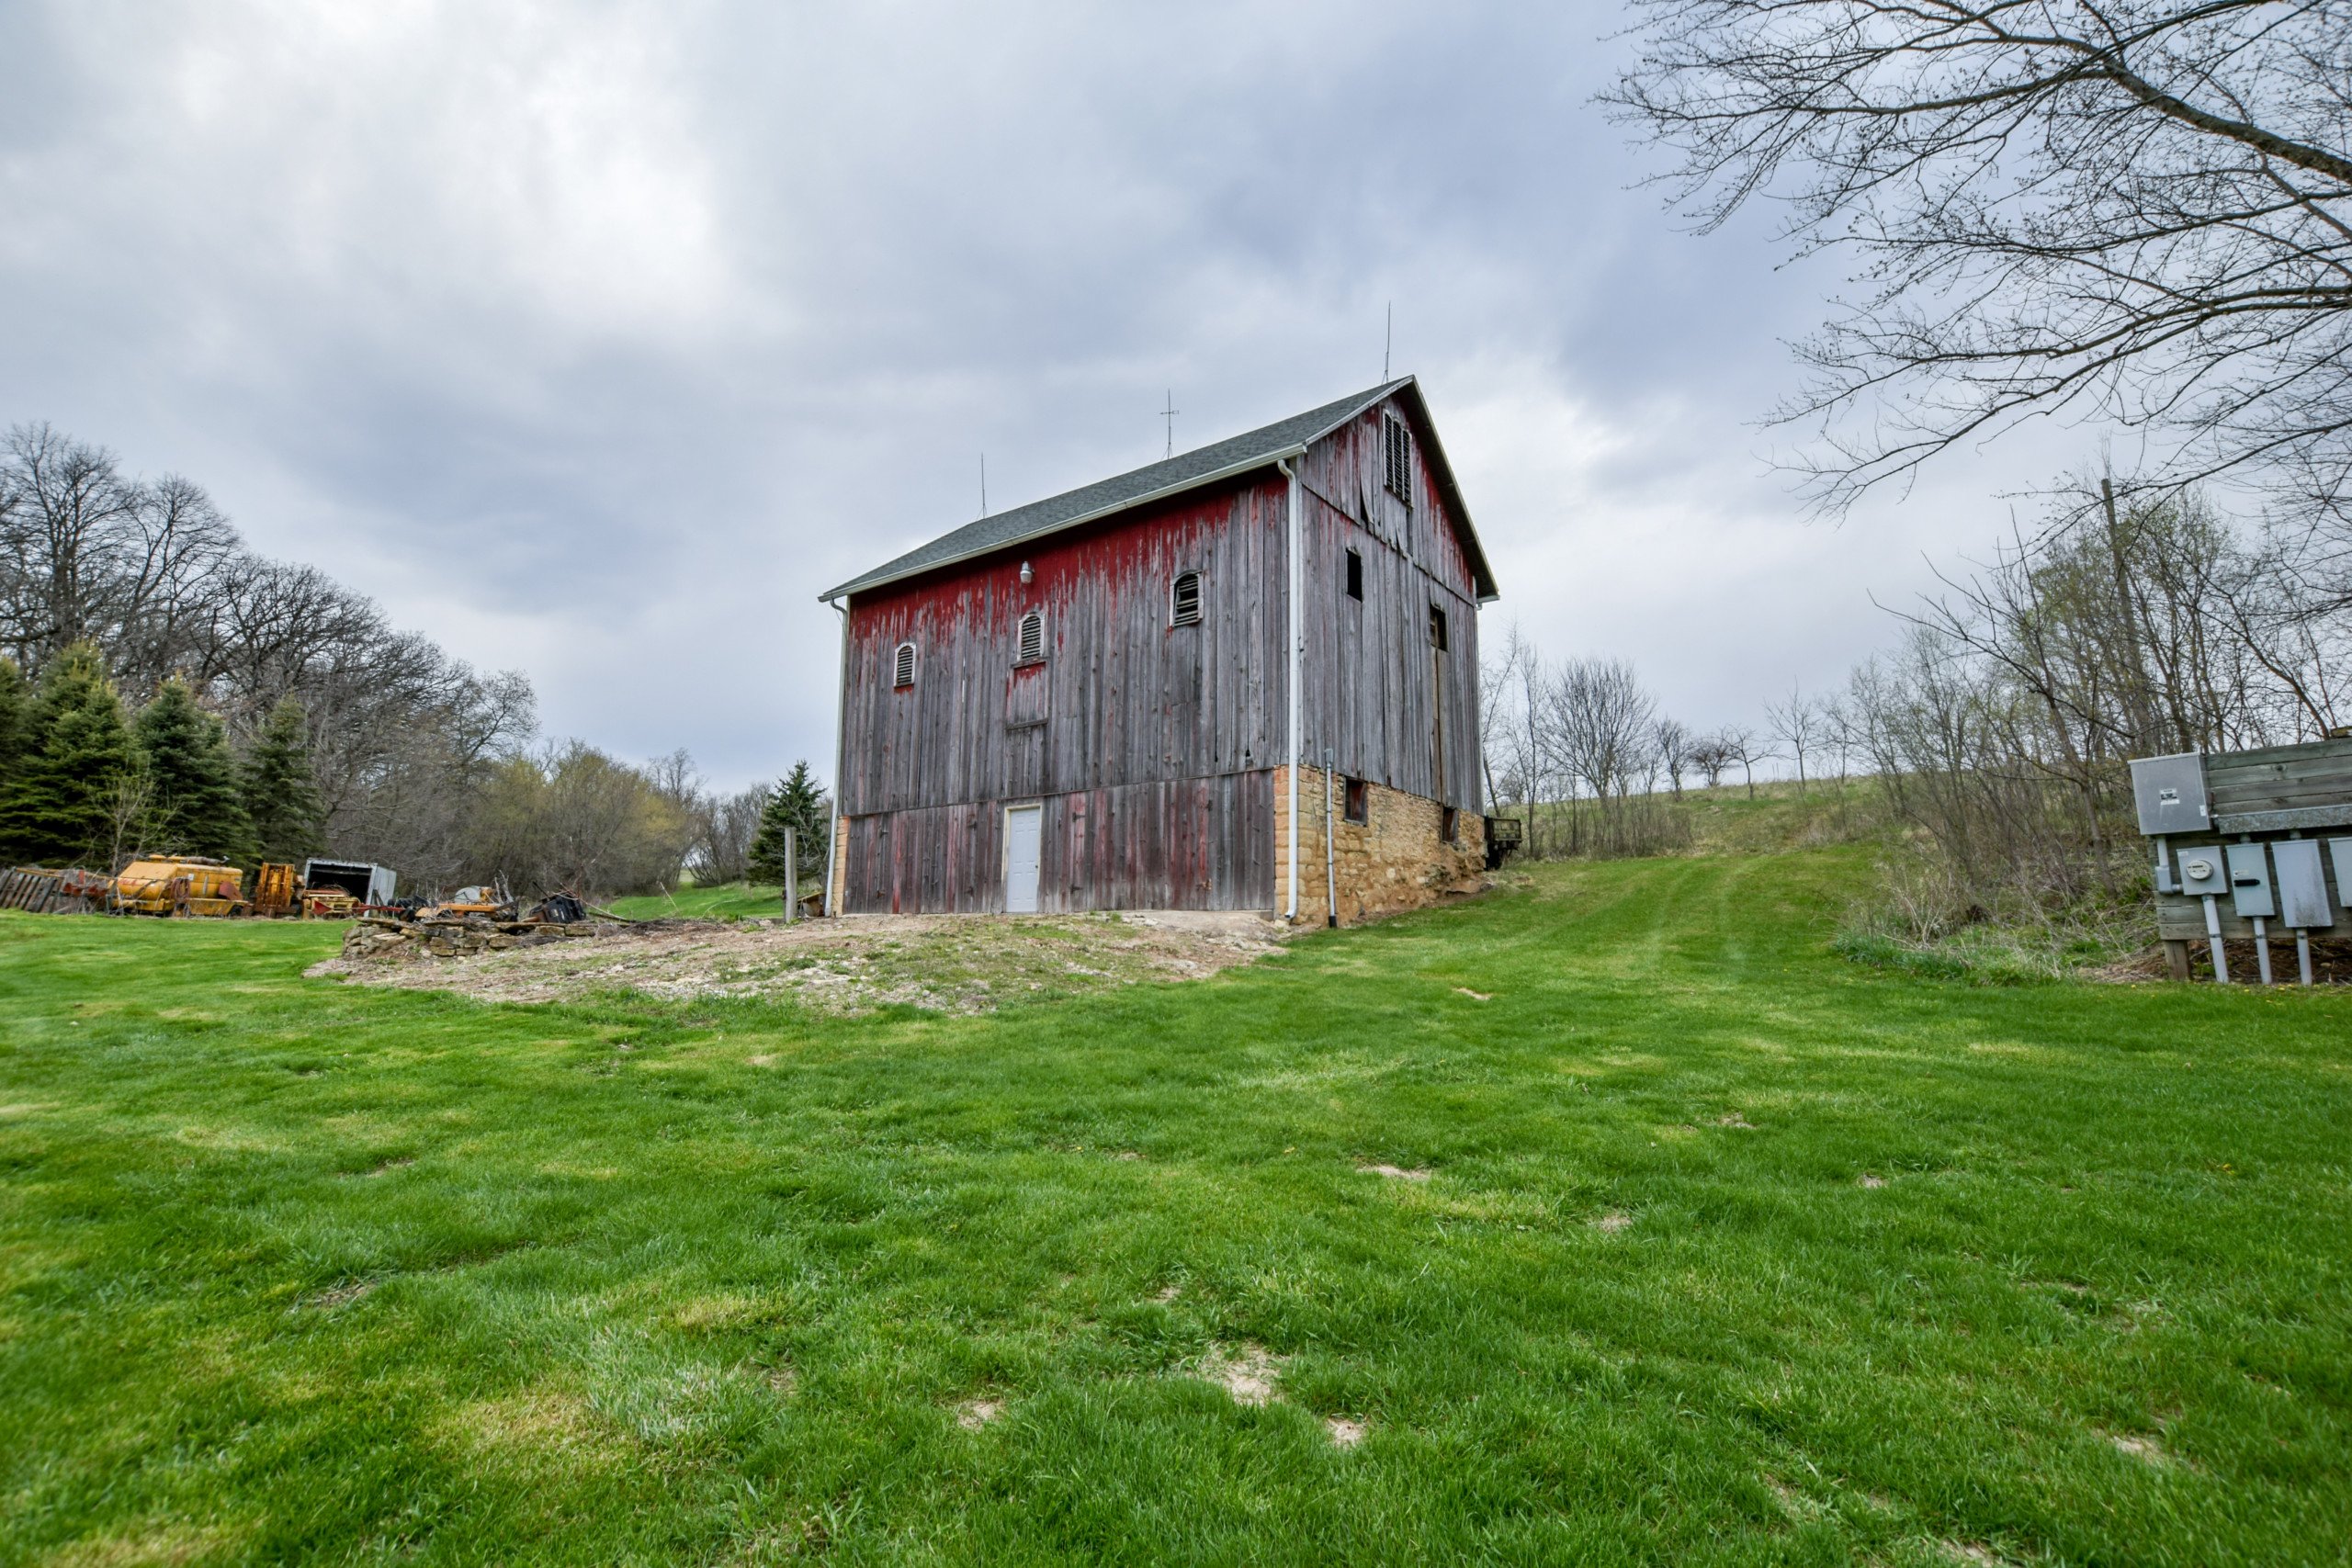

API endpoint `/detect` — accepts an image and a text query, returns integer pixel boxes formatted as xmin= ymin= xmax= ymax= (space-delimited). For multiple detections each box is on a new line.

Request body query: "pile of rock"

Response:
xmin=340 ymin=915 xmax=621 ymax=962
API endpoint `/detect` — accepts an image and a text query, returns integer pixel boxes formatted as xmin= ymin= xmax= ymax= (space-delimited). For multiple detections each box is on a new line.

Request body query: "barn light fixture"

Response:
xmin=1019 ymin=560 xmax=1033 ymax=585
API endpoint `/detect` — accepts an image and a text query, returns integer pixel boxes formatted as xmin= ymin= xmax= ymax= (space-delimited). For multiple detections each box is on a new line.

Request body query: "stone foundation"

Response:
xmin=1273 ymin=765 xmax=1485 ymax=926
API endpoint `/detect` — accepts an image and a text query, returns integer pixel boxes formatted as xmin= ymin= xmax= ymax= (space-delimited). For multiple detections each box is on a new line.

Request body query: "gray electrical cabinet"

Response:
xmin=2224 ymin=843 xmax=2276 ymax=918
xmin=2332 ymin=839 xmax=2352 ymax=909
xmin=2177 ymin=848 xmax=2227 ymax=897
xmin=2131 ymin=752 xmax=2211 ymax=836
xmin=2272 ymin=840 xmax=2332 ymax=929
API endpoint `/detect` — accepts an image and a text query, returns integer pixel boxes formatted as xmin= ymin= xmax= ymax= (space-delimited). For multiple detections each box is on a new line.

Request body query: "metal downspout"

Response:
xmin=824 ymin=600 xmax=848 ymax=917
xmin=1280 ymin=458 xmax=1301 ymax=921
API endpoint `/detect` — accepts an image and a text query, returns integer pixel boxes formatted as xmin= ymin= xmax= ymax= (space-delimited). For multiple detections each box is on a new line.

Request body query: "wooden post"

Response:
xmin=784 ymin=829 xmax=797 ymax=923
xmin=2163 ymin=939 xmax=2191 ymax=982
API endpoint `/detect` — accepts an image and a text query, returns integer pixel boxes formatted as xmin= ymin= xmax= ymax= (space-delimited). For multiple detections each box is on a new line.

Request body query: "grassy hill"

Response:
xmin=2 ymin=852 xmax=2346 ymax=1563
xmin=605 ymin=880 xmax=793 ymax=921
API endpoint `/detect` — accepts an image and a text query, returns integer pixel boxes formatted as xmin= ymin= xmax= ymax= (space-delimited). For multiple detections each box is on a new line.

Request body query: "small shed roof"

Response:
xmin=819 ymin=377 xmax=1497 ymax=604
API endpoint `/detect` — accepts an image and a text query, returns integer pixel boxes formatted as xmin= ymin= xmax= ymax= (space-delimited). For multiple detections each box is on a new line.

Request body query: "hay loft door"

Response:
xmin=1005 ymin=804 xmax=1043 ymax=913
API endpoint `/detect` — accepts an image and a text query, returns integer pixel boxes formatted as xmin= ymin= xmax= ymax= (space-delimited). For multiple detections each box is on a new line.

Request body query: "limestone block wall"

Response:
xmin=828 ymin=813 xmax=850 ymax=915
xmin=1272 ymin=764 xmax=1486 ymax=926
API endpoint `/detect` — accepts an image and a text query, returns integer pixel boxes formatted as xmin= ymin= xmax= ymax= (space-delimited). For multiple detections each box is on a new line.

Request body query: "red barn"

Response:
xmin=818 ymin=378 xmax=1498 ymax=923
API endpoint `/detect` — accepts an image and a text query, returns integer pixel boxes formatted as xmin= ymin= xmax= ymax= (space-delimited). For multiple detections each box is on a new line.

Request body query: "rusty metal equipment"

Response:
xmin=1483 ymin=816 xmax=1524 ymax=871
xmin=253 ymin=862 xmax=299 ymax=916
xmin=113 ymin=857 xmax=249 ymax=917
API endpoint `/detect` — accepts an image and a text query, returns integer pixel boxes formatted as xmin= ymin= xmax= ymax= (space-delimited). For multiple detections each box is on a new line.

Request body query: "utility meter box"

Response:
xmin=2177 ymin=848 xmax=2228 ymax=897
xmin=2330 ymin=839 xmax=2352 ymax=908
xmin=2271 ymin=840 xmax=2333 ymax=928
xmin=2131 ymin=752 xmax=2211 ymax=836
xmin=2225 ymin=843 xmax=2276 ymax=918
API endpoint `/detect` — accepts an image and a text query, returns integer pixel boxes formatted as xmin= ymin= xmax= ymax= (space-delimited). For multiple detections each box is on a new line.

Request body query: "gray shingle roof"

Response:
xmin=819 ymin=377 xmax=1495 ymax=603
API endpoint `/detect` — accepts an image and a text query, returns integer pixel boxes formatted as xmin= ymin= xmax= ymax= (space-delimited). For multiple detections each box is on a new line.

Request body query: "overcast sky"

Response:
xmin=0 ymin=0 xmax=2089 ymax=789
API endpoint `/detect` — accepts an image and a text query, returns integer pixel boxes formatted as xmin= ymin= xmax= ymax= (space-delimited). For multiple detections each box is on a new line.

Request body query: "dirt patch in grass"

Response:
xmin=307 ymin=910 xmax=1287 ymax=1015
xmin=1199 ymin=1344 xmax=1283 ymax=1406
xmin=43 ymin=1520 xmax=243 ymax=1567
xmin=1359 ymin=1163 xmax=1431 ymax=1182
xmin=955 ymin=1398 xmax=1003 ymax=1429
xmin=1325 ymin=1416 xmax=1366 ymax=1448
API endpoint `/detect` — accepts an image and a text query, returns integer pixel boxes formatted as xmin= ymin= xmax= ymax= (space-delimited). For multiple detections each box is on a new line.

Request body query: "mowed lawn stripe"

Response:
xmin=1 ymin=850 xmax=2346 ymax=1565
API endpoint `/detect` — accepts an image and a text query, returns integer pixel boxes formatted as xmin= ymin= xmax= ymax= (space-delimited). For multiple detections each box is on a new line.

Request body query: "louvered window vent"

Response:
xmin=1016 ymin=611 xmax=1046 ymax=664
xmin=893 ymin=641 xmax=917 ymax=688
xmin=1383 ymin=415 xmax=1413 ymax=503
xmin=1170 ymin=571 xmax=1203 ymax=626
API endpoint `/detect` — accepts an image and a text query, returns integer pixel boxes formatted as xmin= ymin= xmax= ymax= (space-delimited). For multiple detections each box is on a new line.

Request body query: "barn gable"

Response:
xmin=820 ymin=378 xmax=1496 ymax=605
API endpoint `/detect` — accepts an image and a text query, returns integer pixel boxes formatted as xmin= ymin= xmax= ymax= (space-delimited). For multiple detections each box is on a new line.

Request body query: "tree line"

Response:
xmin=1481 ymin=473 xmax=2349 ymax=942
xmin=0 ymin=423 xmax=829 ymax=899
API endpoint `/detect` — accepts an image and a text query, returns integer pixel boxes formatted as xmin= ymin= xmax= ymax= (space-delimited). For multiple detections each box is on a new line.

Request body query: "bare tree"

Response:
xmin=1716 ymin=724 xmax=1768 ymax=799
xmin=1764 ymin=685 xmax=1822 ymax=795
xmin=1688 ymin=732 xmax=1735 ymax=789
xmin=103 ymin=771 xmax=155 ymax=876
xmin=689 ymin=784 xmax=770 ymax=886
xmin=1542 ymin=657 xmax=1686 ymax=855
xmin=1608 ymin=1 xmax=2352 ymax=527
xmin=1654 ymin=716 xmax=1694 ymax=801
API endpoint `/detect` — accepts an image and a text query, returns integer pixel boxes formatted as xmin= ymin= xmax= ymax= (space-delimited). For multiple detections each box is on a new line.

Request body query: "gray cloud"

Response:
xmin=1 ymin=0 xmax=2077 ymax=786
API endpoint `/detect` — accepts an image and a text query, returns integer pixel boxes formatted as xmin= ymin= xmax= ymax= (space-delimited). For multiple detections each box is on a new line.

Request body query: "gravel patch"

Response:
xmin=308 ymin=910 xmax=1286 ymax=1015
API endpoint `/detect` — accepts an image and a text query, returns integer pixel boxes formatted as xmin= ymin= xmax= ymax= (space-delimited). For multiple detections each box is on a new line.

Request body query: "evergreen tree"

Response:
xmin=747 ymin=761 xmax=828 ymax=886
xmin=133 ymin=676 xmax=256 ymax=863
xmin=0 ymin=658 xmax=28 ymax=790
xmin=241 ymin=696 xmax=326 ymax=866
xmin=0 ymin=644 xmax=141 ymax=867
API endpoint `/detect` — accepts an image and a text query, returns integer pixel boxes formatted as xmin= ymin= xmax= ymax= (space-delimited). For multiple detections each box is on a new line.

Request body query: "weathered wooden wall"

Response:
xmin=839 ymin=772 xmax=1273 ymax=914
xmin=840 ymin=476 xmax=1288 ymax=818
xmin=1295 ymin=400 xmax=1483 ymax=810
xmin=2154 ymin=738 xmax=2352 ymax=941
xmin=833 ymin=390 xmax=1489 ymax=914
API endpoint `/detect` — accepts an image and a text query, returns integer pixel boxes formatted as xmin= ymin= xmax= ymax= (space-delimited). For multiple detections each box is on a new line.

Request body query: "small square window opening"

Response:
xmin=1441 ymin=807 xmax=1459 ymax=844
xmin=1429 ymin=604 xmax=1448 ymax=650
xmin=1170 ymin=570 xmax=1203 ymax=626
xmin=1344 ymin=549 xmax=1363 ymax=602
xmin=1343 ymin=778 xmax=1368 ymax=824
xmin=892 ymin=641 xmax=917 ymax=689
xmin=1016 ymin=611 xmax=1046 ymax=664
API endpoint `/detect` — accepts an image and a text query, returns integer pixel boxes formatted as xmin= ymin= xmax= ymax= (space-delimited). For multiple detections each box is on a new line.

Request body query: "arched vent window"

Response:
xmin=1170 ymin=570 xmax=1203 ymax=626
xmin=892 ymin=641 xmax=917 ymax=688
xmin=1016 ymin=610 xmax=1046 ymax=664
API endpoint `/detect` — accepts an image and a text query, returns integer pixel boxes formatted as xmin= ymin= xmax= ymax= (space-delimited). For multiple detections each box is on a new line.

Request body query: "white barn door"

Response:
xmin=1004 ymin=804 xmax=1043 ymax=913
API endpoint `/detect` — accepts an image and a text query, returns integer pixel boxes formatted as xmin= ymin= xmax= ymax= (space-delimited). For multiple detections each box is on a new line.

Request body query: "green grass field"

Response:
xmin=3 ymin=850 xmax=2346 ymax=1565
xmin=605 ymin=883 xmax=794 ymax=921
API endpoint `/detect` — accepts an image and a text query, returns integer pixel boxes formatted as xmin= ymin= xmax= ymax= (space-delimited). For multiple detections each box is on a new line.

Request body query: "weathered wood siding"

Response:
xmin=837 ymin=476 xmax=1288 ymax=912
xmin=841 ymin=475 xmax=1287 ymax=815
xmin=840 ymin=772 xmax=1274 ymax=913
xmin=833 ymin=391 xmax=1489 ymax=914
xmin=1295 ymin=398 xmax=1483 ymax=810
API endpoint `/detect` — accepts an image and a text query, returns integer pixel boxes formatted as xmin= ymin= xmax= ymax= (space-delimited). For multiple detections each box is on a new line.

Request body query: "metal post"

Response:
xmin=1280 ymin=457 xmax=1302 ymax=922
xmin=2202 ymin=894 xmax=2228 ymax=983
xmin=1324 ymin=748 xmax=1338 ymax=929
xmin=2297 ymin=930 xmax=2314 ymax=987
xmin=784 ymin=829 xmax=797 ymax=923
xmin=2251 ymin=916 xmax=2271 ymax=985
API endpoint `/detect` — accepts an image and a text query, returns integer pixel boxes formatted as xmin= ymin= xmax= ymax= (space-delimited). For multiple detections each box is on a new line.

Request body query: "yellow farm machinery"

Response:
xmin=0 ymin=854 xmax=401 ymax=920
